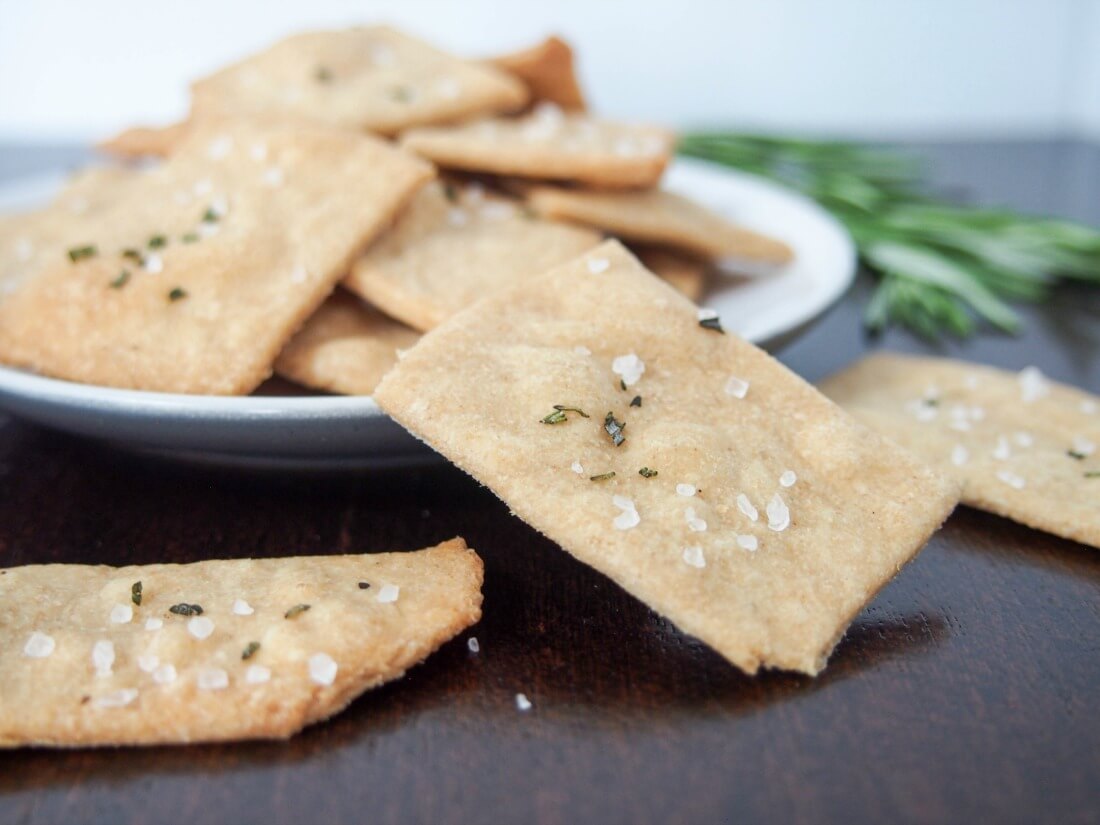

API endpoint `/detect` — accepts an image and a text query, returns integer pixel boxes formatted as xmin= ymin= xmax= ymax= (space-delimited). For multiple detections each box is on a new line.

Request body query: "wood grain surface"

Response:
xmin=0 ymin=140 xmax=1097 ymax=825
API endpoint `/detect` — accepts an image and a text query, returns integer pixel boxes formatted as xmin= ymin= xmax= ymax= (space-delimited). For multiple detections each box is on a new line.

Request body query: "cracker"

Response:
xmin=525 ymin=185 xmax=793 ymax=264
xmin=820 ymin=353 xmax=1100 ymax=549
xmin=0 ymin=538 xmax=482 ymax=747
xmin=276 ymin=289 xmax=420 ymax=395
xmin=633 ymin=246 xmax=708 ymax=301
xmin=345 ymin=179 xmax=600 ymax=331
xmin=98 ymin=121 xmax=191 ymax=159
xmin=488 ymin=35 xmax=587 ymax=111
xmin=0 ymin=120 xmax=432 ymax=394
xmin=374 ymin=241 xmax=957 ymax=675
xmin=190 ymin=27 xmax=528 ymax=137
xmin=400 ymin=106 xmax=674 ymax=189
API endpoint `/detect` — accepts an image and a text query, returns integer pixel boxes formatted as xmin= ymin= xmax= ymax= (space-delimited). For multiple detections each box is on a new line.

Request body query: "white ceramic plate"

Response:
xmin=0 ymin=158 xmax=855 ymax=470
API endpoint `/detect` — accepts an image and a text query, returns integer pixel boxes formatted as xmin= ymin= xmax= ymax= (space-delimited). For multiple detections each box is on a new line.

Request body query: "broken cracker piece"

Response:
xmin=0 ymin=538 xmax=482 ymax=747
xmin=276 ymin=289 xmax=420 ymax=395
xmin=345 ymin=179 xmax=600 ymax=331
xmin=374 ymin=240 xmax=958 ymax=675
xmin=0 ymin=120 xmax=432 ymax=394
xmin=820 ymin=352 xmax=1100 ymax=549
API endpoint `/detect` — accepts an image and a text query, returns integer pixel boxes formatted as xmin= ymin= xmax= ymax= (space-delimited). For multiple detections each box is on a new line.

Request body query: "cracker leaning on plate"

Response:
xmin=375 ymin=241 xmax=958 ymax=675
xmin=0 ymin=120 xmax=432 ymax=394
xmin=345 ymin=179 xmax=600 ymax=331
xmin=400 ymin=104 xmax=674 ymax=189
xmin=820 ymin=353 xmax=1100 ymax=549
xmin=0 ymin=538 xmax=482 ymax=747
xmin=276 ymin=289 xmax=420 ymax=396
xmin=525 ymin=185 xmax=793 ymax=265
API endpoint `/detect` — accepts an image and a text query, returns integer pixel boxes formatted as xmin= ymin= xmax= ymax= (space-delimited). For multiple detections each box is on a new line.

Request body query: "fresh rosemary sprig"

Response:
xmin=678 ymin=133 xmax=1100 ymax=339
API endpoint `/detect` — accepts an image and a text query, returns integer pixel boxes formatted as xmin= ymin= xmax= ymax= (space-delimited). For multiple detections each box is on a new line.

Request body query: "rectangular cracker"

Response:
xmin=191 ymin=27 xmax=528 ymax=137
xmin=0 ymin=120 xmax=432 ymax=394
xmin=633 ymin=246 xmax=709 ymax=301
xmin=820 ymin=353 xmax=1100 ymax=549
xmin=0 ymin=538 xmax=482 ymax=747
xmin=345 ymin=179 xmax=601 ymax=331
xmin=400 ymin=106 xmax=674 ymax=189
xmin=488 ymin=35 xmax=587 ymax=111
xmin=374 ymin=240 xmax=958 ymax=675
xmin=526 ymin=185 xmax=793 ymax=264
xmin=276 ymin=289 xmax=420 ymax=395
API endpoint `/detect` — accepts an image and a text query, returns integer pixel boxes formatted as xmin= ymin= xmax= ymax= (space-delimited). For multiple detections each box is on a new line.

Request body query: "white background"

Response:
xmin=1 ymin=0 xmax=1098 ymax=141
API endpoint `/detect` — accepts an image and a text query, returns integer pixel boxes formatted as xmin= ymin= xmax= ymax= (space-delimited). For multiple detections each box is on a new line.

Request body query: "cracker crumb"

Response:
xmin=376 ymin=583 xmax=400 ymax=603
xmin=611 ymin=353 xmax=645 ymax=387
xmin=766 ymin=493 xmax=790 ymax=532
xmin=779 ymin=470 xmax=797 ymax=488
xmin=187 ymin=616 xmax=215 ymax=640
xmin=92 ymin=640 xmax=115 ymax=678
xmin=676 ymin=483 xmax=696 ymax=497
xmin=736 ymin=534 xmax=759 ymax=552
xmin=153 ymin=664 xmax=177 ymax=685
xmin=245 ymin=664 xmax=271 ymax=685
xmin=308 ymin=652 xmax=338 ymax=686
xmin=586 ymin=257 xmax=610 ymax=275
xmin=94 ymin=689 xmax=138 ymax=709
xmin=681 ymin=545 xmax=706 ymax=568
xmin=515 ymin=692 xmax=532 ymax=711
xmin=467 ymin=636 xmax=480 ymax=653
xmin=23 ymin=631 xmax=55 ymax=659
xmin=736 ymin=493 xmax=758 ymax=522
xmin=109 ymin=603 xmax=133 ymax=624
xmin=198 ymin=667 xmax=229 ymax=691
xmin=724 ymin=376 xmax=749 ymax=399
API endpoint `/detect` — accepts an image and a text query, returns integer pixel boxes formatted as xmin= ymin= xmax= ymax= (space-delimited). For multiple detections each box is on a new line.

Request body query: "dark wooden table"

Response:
xmin=1 ymin=140 xmax=1098 ymax=825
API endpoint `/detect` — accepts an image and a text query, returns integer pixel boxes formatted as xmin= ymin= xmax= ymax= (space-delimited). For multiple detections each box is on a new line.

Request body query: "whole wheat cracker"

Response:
xmin=0 ymin=538 xmax=482 ymax=748
xmin=400 ymin=105 xmax=674 ymax=189
xmin=820 ymin=352 xmax=1100 ymax=549
xmin=0 ymin=120 xmax=432 ymax=394
xmin=374 ymin=240 xmax=958 ymax=675
xmin=488 ymin=35 xmax=587 ymax=111
xmin=345 ymin=179 xmax=601 ymax=331
xmin=276 ymin=289 xmax=420 ymax=395
xmin=526 ymin=185 xmax=793 ymax=265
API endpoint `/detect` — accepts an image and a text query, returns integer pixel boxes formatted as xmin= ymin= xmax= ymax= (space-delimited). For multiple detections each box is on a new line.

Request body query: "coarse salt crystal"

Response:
xmin=193 ymin=178 xmax=213 ymax=196
xmin=110 ymin=603 xmax=133 ymax=624
xmin=1082 ymin=400 xmax=1098 ymax=415
xmin=249 ymin=142 xmax=267 ymax=162
xmin=92 ymin=639 xmax=115 ymax=677
xmin=197 ymin=667 xmax=229 ymax=690
xmin=779 ymin=470 xmax=797 ymax=488
xmin=94 ymin=689 xmax=138 ymax=708
xmin=1013 ymin=432 xmax=1034 ymax=447
xmin=684 ymin=506 xmax=707 ymax=532
xmin=262 ymin=166 xmax=284 ymax=187
xmin=290 ymin=265 xmax=308 ymax=284
xmin=187 ymin=616 xmax=215 ymax=640
xmin=950 ymin=419 xmax=972 ymax=432
xmin=697 ymin=307 xmax=719 ymax=322
xmin=197 ymin=221 xmax=220 ymax=239
xmin=137 ymin=654 xmax=159 ymax=673
xmin=1072 ymin=436 xmax=1096 ymax=456
xmin=574 ymin=345 xmax=591 ymax=356
xmin=143 ymin=254 xmax=163 ymax=274
xmin=1018 ymin=366 xmax=1049 ymax=402
xmin=724 ymin=376 xmax=749 ymax=399
xmin=23 ymin=631 xmax=55 ymax=658
xmin=436 ymin=77 xmax=461 ymax=99
xmin=369 ymin=42 xmax=396 ymax=66
xmin=951 ymin=445 xmax=969 ymax=466
xmin=571 ymin=460 xmax=585 ymax=475
xmin=207 ymin=135 xmax=233 ymax=160
xmin=145 ymin=618 xmax=163 ymax=631
xmin=736 ymin=534 xmax=758 ymax=552
xmin=232 ymin=598 xmax=254 ymax=616
xmin=766 ymin=493 xmax=790 ymax=532
xmin=611 ymin=353 xmax=645 ymax=387
xmin=447 ymin=207 xmax=468 ymax=227
xmin=245 ymin=664 xmax=271 ymax=684
xmin=992 ymin=437 xmax=1011 ymax=461
xmin=676 ymin=483 xmax=696 ymax=497
xmin=681 ymin=545 xmax=706 ymax=568
xmin=586 ymin=257 xmax=610 ymax=275
xmin=479 ymin=201 xmax=515 ymax=221
xmin=153 ymin=664 xmax=177 ymax=685
xmin=308 ymin=652 xmax=338 ymax=686
xmin=612 ymin=495 xmax=640 ymax=530
xmin=997 ymin=470 xmax=1026 ymax=490
xmin=377 ymin=583 xmax=400 ymax=603
xmin=515 ymin=692 xmax=532 ymax=711
xmin=467 ymin=636 xmax=480 ymax=653
xmin=14 ymin=238 xmax=33 ymax=261
xmin=736 ymin=493 xmax=758 ymax=522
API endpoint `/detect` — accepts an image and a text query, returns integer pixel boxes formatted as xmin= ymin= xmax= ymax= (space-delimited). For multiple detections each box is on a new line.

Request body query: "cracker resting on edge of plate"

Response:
xmin=345 ymin=179 xmax=601 ymax=331
xmin=820 ymin=352 xmax=1100 ymax=549
xmin=0 ymin=538 xmax=483 ymax=748
xmin=374 ymin=240 xmax=959 ymax=675
xmin=0 ymin=120 xmax=433 ymax=394
xmin=276 ymin=289 xmax=420 ymax=395
xmin=400 ymin=105 xmax=674 ymax=189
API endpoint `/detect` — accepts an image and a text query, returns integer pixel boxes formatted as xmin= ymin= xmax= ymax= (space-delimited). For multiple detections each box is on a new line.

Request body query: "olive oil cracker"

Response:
xmin=0 ymin=538 xmax=482 ymax=748
xmin=374 ymin=241 xmax=958 ymax=675
xmin=345 ymin=179 xmax=600 ymax=331
xmin=400 ymin=105 xmax=674 ymax=189
xmin=0 ymin=120 xmax=432 ymax=394
xmin=276 ymin=289 xmax=420 ymax=396
xmin=820 ymin=353 xmax=1100 ymax=549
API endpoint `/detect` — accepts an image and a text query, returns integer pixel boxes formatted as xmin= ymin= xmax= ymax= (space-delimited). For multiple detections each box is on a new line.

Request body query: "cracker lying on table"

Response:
xmin=345 ymin=179 xmax=600 ymax=331
xmin=633 ymin=246 xmax=708 ymax=301
xmin=0 ymin=538 xmax=482 ymax=748
xmin=400 ymin=105 xmax=674 ymax=189
xmin=525 ymin=185 xmax=793 ymax=265
xmin=0 ymin=120 xmax=432 ymax=394
xmin=374 ymin=240 xmax=957 ymax=675
xmin=820 ymin=353 xmax=1100 ymax=549
xmin=276 ymin=289 xmax=420 ymax=395
xmin=191 ymin=27 xmax=528 ymax=137
xmin=489 ymin=35 xmax=587 ymax=111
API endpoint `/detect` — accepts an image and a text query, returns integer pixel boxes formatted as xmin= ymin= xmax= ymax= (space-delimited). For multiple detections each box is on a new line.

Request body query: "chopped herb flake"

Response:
xmin=589 ymin=472 xmax=616 ymax=482
xmin=1068 ymin=450 xmax=1087 ymax=460
xmin=168 ymin=287 xmax=188 ymax=302
xmin=168 ymin=603 xmax=203 ymax=616
xmin=620 ymin=379 xmax=627 ymax=391
xmin=110 ymin=270 xmax=131 ymax=289
xmin=389 ymin=85 xmax=413 ymax=102
xmin=639 ymin=467 xmax=658 ymax=478
xmin=121 ymin=248 xmax=143 ymax=262
xmin=201 ymin=207 xmax=220 ymax=223
xmin=443 ymin=182 xmax=458 ymax=203
xmin=519 ymin=204 xmax=538 ymax=220
xmin=603 ymin=412 xmax=626 ymax=447
xmin=923 ymin=398 xmax=939 ymax=407
xmin=180 ymin=232 xmax=200 ymax=244
xmin=358 ymin=581 xmax=371 ymax=590
xmin=68 ymin=245 xmax=97 ymax=262
xmin=131 ymin=581 xmax=142 ymax=606
xmin=541 ymin=405 xmax=589 ymax=424
xmin=241 ymin=641 xmax=261 ymax=660
xmin=630 ymin=395 xmax=642 ymax=407
xmin=315 ymin=65 xmax=334 ymax=83
xmin=284 ymin=603 xmax=311 ymax=619
xmin=1086 ymin=471 xmax=1100 ymax=478
xmin=148 ymin=235 xmax=167 ymax=249
xmin=699 ymin=315 xmax=725 ymax=333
